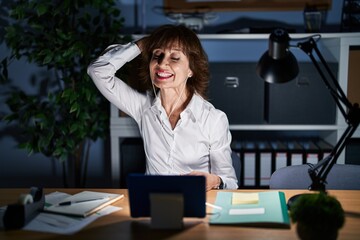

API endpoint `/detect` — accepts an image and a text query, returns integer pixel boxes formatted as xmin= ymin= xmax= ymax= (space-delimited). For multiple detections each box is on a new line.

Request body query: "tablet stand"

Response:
xmin=3 ymin=187 xmax=45 ymax=229
xmin=150 ymin=193 xmax=184 ymax=229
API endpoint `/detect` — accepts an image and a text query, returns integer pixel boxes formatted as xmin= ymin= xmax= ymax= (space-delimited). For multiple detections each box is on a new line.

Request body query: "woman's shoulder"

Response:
xmin=196 ymin=94 xmax=224 ymax=111
xmin=192 ymin=94 xmax=228 ymax=120
xmin=191 ymin=95 xmax=230 ymax=135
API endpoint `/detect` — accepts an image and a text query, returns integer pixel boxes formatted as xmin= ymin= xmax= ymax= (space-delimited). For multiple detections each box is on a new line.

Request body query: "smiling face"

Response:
xmin=139 ymin=25 xmax=209 ymax=99
xmin=149 ymin=44 xmax=193 ymax=91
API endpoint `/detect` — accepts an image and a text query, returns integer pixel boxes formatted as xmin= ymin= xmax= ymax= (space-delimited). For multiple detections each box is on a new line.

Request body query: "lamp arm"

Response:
xmin=297 ymin=38 xmax=352 ymax=119
xmin=308 ymin=124 xmax=357 ymax=191
xmin=296 ymin=37 xmax=360 ymax=191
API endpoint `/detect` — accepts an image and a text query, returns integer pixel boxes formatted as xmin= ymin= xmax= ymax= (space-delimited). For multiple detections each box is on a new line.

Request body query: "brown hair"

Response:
xmin=138 ymin=24 xmax=209 ymax=99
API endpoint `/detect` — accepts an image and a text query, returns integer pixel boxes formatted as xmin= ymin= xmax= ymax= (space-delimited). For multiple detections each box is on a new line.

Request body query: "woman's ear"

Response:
xmin=188 ymin=70 xmax=193 ymax=78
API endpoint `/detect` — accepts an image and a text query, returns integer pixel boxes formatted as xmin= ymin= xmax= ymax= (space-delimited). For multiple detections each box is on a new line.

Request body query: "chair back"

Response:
xmin=231 ymin=152 xmax=241 ymax=188
xmin=269 ymin=164 xmax=360 ymax=190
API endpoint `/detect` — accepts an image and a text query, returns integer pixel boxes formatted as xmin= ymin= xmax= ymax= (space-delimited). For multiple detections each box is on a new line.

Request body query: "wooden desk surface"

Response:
xmin=0 ymin=189 xmax=359 ymax=240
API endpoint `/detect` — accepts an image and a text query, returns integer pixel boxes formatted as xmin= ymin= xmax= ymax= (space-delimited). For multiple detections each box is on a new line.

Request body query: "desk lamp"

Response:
xmin=256 ymin=28 xmax=360 ymax=204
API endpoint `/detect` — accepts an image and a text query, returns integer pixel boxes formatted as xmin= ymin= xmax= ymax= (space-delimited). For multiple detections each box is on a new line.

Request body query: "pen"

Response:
xmin=58 ymin=197 xmax=109 ymax=206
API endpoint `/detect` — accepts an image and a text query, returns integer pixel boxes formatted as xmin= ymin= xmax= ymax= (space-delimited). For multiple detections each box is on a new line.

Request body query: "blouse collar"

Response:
xmin=150 ymin=92 xmax=205 ymax=123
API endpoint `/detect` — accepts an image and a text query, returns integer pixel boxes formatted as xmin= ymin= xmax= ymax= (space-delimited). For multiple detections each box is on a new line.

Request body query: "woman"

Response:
xmin=88 ymin=24 xmax=238 ymax=190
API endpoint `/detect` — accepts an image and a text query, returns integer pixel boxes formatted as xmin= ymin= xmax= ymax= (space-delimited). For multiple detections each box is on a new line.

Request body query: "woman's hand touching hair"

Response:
xmin=135 ymin=37 xmax=149 ymax=52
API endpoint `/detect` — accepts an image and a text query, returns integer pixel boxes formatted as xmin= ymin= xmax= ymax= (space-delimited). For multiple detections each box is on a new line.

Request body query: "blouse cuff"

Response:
xmin=107 ymin=42 xmax=141 ymax=70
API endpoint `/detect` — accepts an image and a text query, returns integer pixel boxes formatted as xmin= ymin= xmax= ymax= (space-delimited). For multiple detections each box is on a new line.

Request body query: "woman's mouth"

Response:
xmin=156 ymin=71 xmax=174 ymax=80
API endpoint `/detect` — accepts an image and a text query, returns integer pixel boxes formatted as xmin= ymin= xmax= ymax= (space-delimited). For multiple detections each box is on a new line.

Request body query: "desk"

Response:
xmin=0 ymin=189 xmax=359 ymax=240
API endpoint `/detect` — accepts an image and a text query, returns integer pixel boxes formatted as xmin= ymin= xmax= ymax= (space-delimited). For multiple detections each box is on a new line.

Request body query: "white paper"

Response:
xmin=23 ymin=205 xmax=121 ymax=235
xmin=306 ymin=153 xmax=319 ymax=165
xmin=45 ymin=191 xmax=72 ymax=205
xmin=44 ymin=191 xmax=123 ymax=217
xmin=275 ymin=152 xmax=287 ymax=170
xmin=291 ymin=153 xmax=303 ymax=166
xmin=229 ymin=208 xmax=265 ymax=215
xmin=244 ymin=152 xmax=256 ymax=186
xmin=260 ymin=152 xmax=272 ymax=186
xmin=1 ymin=192 xmax=122 ymax=234
xmin=0 ymin=191 xmax=122 ymax=235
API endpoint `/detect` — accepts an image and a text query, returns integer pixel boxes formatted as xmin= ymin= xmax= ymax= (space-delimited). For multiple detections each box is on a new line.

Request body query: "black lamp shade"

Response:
xmin=256 ymin=29 xmax=299 ymax=84
xmin=256 ymin=51 xmax=299 ymax=83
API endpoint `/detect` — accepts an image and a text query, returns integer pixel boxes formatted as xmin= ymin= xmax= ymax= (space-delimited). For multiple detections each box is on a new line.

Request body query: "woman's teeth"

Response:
xmin=157 ymin=72 xmax=173 ymax=78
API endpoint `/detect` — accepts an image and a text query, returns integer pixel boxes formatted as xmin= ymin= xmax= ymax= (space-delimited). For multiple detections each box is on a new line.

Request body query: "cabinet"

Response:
xmin=342 ymin=0 xmax=360 ymax=32
xmin=109 ymin=32 xmax=360 ymax=188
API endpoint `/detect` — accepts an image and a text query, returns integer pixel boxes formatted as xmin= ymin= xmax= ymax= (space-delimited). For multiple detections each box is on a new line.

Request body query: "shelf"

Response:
xmin=229 ymin=125 xmax=345 ymax=131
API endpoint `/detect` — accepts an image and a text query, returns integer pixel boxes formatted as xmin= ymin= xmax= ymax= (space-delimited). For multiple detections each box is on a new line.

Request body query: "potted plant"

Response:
xmin=0 ymin=0 xmax=130 ymax=187
xmin=290 ymin=192 xmax=345 ymax=240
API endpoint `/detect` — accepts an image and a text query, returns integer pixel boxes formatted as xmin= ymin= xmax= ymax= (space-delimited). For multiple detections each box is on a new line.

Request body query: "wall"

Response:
xmin=0 ymin=0 xmax=345 ymax=188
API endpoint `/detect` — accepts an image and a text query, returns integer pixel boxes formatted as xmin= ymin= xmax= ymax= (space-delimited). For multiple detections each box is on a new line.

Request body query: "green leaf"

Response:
xmin=3 ymin=113 xmax=19 ymax=123
xmin=35 ymin=113 xmax=46 ymax=120
xmin=58 ymin=28 xmax=72 ymax=40
xmin=36 ymin=4 xmax=48 ymax=16
xmin=70 ymin=123 xmax=78 ymax=133
xmin=43 ymin=54 xmax=53 ymax=65
xmin=67 ymin=139 xmax=75 ymax=149
xmin=62 ymin=49 xmax=73 ymax=58
xmin=54 ymin=147 xmax=63 ymax=157
xmin=59 ymin=152 xmax=68 ymax=162
xmin=62 ymin=88 xmax=72 ymax=98
xmin=70 ymin=102 xmax=79 ymax=113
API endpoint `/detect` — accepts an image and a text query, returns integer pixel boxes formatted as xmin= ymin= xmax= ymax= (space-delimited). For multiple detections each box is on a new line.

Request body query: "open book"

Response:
xmin=209 ymin=191 xmax=290 ymax=228
xmin=44 ymin=191 xmax=123 ymax=217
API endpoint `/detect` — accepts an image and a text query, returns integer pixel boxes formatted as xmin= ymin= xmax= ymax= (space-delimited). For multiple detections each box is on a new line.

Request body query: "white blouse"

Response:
xmin=87 ymin=42 xmax=238 ymax=189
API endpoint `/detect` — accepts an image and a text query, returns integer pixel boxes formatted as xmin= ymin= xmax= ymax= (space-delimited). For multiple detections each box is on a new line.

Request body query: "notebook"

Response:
xmin=209 ymin=191 xmax=290 ymax=228
xmin=44 ymin=191 xmax=123 ymax=217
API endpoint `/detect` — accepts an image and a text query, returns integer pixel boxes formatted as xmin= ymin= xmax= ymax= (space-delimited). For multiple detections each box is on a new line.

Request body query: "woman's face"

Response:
xmin=149 ymin=44 xmax=193 ymax=91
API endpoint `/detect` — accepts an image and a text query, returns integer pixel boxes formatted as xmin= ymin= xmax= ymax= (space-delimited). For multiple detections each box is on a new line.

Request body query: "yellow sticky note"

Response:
xmin=232 ymin=192 xmax=259 ymax=205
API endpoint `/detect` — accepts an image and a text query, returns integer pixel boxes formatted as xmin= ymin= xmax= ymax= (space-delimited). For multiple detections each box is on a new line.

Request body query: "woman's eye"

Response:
xmin=171 ymin=57 xmax=180 ymax=61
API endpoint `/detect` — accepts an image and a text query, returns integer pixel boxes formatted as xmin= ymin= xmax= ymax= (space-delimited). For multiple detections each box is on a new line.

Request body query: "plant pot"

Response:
xmin=296 ymin=221 xmax=339 ymax=240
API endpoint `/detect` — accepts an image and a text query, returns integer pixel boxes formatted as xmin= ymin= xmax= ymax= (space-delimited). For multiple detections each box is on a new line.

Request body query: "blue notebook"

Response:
xmin=209 ymin=191 xmax=290 ymax=228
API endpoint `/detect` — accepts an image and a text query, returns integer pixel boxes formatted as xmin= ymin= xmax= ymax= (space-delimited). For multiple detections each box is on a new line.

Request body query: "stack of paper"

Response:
xmin=44 ymin=191 xmax=123 ymax=217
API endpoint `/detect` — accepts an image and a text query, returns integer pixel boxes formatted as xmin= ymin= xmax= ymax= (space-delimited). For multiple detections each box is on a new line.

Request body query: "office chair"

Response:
xmin=231 ymin=152 xmax=241 ymax=189
xmin=269 ymin=164 xmax=360 ymax=190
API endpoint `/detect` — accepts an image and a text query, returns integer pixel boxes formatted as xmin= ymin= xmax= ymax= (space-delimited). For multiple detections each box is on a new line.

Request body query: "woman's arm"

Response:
xmin=208 ymin=110 xmax=239 ymax=190
xmin=187 ymin=108 xmax=238 ymax=191
xmin=87 ymin=42 xmax=147 ymax=121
